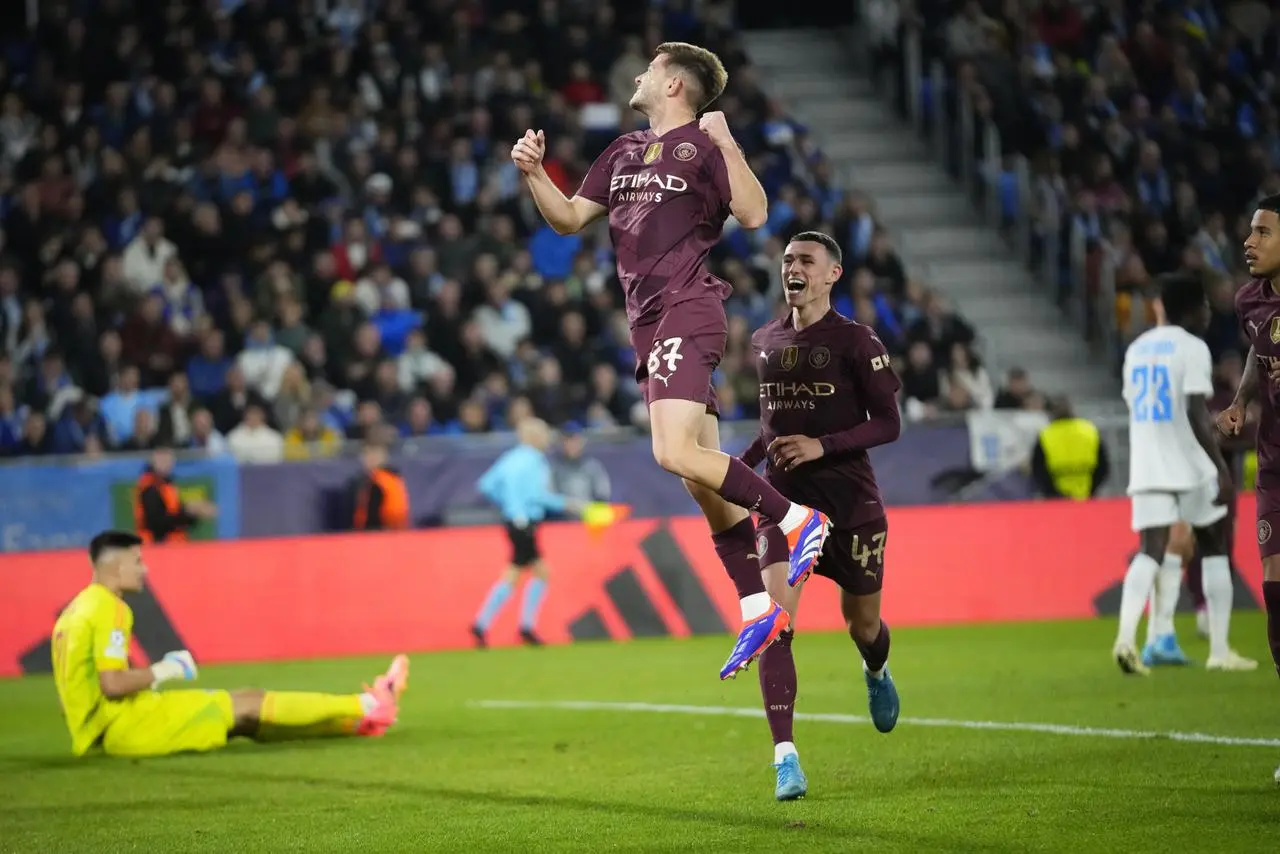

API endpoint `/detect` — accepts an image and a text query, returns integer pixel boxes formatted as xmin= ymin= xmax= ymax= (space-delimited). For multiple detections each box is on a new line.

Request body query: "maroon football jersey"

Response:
xmin=749 ymin=311 xmax=902 ymax=528
xmin=1234 ymin=277 xmax=1280 ymax=492
xmin=577 ymin=123 xmax=734 ymax=326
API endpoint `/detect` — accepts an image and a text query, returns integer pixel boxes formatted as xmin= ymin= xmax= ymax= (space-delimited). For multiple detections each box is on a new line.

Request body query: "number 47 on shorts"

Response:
xmin=851 ymin=531 xmax=886 ymax=578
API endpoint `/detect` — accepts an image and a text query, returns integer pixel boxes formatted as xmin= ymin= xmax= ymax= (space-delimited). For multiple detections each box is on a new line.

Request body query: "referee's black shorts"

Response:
xmin=504 ymin=520 xmax=541 ymax=567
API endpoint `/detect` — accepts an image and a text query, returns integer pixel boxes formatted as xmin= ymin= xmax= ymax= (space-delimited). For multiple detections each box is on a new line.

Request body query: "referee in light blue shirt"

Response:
xmin=471 ymin=418 xmax=582 ymax=648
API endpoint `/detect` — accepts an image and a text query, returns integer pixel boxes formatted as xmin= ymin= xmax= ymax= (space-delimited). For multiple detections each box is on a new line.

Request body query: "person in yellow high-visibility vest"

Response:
xmin=1029 ymin=396 xmax=1110 ymax=500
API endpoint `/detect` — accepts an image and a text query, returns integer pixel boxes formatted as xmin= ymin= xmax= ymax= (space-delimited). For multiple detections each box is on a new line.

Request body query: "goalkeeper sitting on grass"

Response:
xmin=52 ymin=530 xmax=409 ymax=758
xmin=471 ymin=417 xmax=627 ymax=648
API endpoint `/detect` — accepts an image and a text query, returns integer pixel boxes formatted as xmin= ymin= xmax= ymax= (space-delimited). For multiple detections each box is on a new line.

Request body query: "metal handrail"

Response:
xmin=897 ymin=27 xmax=1133 ymax=368
xmin=888 ymin=22 xmax=1133 ymax=493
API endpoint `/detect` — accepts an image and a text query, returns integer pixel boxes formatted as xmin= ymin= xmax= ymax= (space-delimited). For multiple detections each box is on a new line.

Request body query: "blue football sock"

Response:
xmin=519 ymin=578 xmax=547 ymax=631
xmin=475 ymin=580 xmax=514 ymax=631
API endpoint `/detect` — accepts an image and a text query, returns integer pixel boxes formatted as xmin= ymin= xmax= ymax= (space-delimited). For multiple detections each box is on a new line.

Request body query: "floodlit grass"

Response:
xmin=1 ymin=615 xmax=1276 ymax=852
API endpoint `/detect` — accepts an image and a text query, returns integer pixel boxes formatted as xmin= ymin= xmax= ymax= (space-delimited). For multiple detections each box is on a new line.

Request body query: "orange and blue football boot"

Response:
xmin=720 ymin=602 xmax=790 ymax=680
xmin=785 ymin=507 xmax=831 ymax=587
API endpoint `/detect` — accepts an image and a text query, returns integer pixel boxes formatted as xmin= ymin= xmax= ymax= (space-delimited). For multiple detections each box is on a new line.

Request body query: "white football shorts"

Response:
xmin=1130 ymin=480 xmax=1228 ymax=533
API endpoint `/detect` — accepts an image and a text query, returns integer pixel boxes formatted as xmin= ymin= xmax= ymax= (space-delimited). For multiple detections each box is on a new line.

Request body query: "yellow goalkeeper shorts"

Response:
xmin=101 ymin=689 xmax=235 ymax=758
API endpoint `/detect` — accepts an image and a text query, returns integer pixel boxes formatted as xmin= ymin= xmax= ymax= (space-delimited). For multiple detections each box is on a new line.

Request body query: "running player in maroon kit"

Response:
xmin=1216 ymin=194 xmax=1280 ymax=784
xmin=509 ymin=43 xmax=831 ymax=680
xmin=742 ymin=232 xmax=903 ymax=800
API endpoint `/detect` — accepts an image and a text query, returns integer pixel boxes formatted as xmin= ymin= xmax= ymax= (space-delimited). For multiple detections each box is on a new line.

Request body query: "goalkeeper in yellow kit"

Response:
xmin=52 ymin=530 xmax=409 ymax=758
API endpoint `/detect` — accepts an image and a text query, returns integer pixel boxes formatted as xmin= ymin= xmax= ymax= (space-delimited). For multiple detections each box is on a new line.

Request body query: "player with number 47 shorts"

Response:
xmin=740 ymin=231 xmax=903 ymax=801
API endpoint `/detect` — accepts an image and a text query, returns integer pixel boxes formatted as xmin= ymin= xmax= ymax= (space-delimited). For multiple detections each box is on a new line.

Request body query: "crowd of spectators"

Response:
xmin=0 ymin=0 xmax=1002 ymax=464
xmin=904 ymin=0 xmax=1279 ymax=394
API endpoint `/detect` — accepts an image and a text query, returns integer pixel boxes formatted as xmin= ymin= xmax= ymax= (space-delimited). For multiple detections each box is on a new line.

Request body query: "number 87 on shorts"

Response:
xmin=631 ymin=299 xmax=728 ymax=412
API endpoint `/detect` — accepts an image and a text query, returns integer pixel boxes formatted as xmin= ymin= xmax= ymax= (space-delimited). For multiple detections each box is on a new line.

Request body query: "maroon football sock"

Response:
xmin=1264 ymin=581 xmax=1280 ymax=678
xmin=854 ymin=620 xmax=891 ymax=673
xmin=711 ymin=516 xmax=766 ymax=599
xmin=1186 ymin=555 xmax=1205 ymax=609
xmin=759 ymin=629 xmax=796 ymax=745
xmin=718 ymin=457 xmax=794 ymax=524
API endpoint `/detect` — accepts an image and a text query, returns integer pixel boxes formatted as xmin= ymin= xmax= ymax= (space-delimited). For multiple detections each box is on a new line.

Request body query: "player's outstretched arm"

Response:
xmin=505 ymin=453 xmax=617 ymax=525
xmin=511 ymin=129 xmax=606 ymax=235
xmin=525 ymin=168 xmax=607 ymax=235
xmin=534 ymin=483 xmax=570 ymax=516
xmin=528 ymin=456 xmax=626 ymax=528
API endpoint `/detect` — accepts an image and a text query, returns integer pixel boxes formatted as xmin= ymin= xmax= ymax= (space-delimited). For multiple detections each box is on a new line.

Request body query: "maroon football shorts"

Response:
xmin=629 ymin=298 xmax=726 ymax=416
xmin=758 ymin=517 xmax=888 ymax=596
xmin=1255 ymin=485 xmax=1280 ymax=561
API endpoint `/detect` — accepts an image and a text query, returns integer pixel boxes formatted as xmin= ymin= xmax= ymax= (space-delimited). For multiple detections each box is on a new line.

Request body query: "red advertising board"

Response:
xmin=1 ymin=497 xmax=1265 ymax=677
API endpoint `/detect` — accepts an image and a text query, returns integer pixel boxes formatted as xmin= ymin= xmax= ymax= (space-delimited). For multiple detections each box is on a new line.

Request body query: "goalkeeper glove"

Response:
xmin=151 ymin=650 xmax=198 ymax=689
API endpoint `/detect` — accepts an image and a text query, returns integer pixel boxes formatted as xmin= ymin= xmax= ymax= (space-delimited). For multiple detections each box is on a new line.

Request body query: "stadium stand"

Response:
xmin=0 ymin=0 xmax=992 ymax=462
xmin=903 ymin=0 xmax=1276 ymax=374
xmin=858 ymin=0 xmax=1280 ymax=494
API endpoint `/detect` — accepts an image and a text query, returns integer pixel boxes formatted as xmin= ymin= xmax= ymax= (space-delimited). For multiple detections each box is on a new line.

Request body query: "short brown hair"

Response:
xmin=655 ymin=42 xmax=728 ymax=112
xmin=789 ymin=231 xmax=843 ymax=265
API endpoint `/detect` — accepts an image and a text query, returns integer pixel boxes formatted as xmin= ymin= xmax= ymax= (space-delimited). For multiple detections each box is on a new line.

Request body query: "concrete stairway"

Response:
xmin=740 ymin=29 xmax=1120 ymax=411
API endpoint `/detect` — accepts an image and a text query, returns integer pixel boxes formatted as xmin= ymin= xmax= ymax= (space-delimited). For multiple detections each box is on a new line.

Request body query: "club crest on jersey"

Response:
xmin=642 ymin=142 xmax=663 ymax=165
xmin=674 ymin=142 xmax=697 ymax=161
xmin=1260 ymin=519 xmax=1273 ymax=545
xmin=809 ymin=346 xmax=831 ymax=369
xmin=780 ymin=345 xmax=799 ymax=371
xmin=1271 ymin=317 xmax=1280 ymax=344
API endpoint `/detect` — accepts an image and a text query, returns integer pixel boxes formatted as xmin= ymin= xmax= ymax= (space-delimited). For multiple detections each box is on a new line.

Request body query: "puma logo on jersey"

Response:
xmin=651 ymin=372 xmax=672 ymax=387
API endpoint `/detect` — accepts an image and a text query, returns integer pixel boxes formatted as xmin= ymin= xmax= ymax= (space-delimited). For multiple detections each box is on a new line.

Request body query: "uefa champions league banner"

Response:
xmin=1 ymin=497 xmax=1265 ymax=677
xmin=0 ymin=457 xmax=241 ymax=553
xmin=965 ymin=410 xmax=1050 ymax=474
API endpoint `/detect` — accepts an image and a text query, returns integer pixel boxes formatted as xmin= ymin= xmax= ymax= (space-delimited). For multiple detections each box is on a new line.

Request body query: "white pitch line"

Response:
xmin=471 ymin=700 xmax=1280 ymax=748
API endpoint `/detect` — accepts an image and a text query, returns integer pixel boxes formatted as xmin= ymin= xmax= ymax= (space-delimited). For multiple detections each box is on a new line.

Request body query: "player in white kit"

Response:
xmin=1115 ymin=274 xmax=1257 ymax=674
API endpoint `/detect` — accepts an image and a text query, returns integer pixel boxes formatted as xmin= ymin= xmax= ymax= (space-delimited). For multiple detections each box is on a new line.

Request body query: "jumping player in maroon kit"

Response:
xmin=1217 ymin=194 xmax=1280 ymax=784
xmin=742 ymin=232 xmax=903 ymax=800
xmin=509 ymin=43 xmax=831 ymax=681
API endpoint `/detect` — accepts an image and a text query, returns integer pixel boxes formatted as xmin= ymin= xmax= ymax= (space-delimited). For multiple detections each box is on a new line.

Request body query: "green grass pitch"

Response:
xmin=0 ymin=616 xmax=1277 ymax=853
